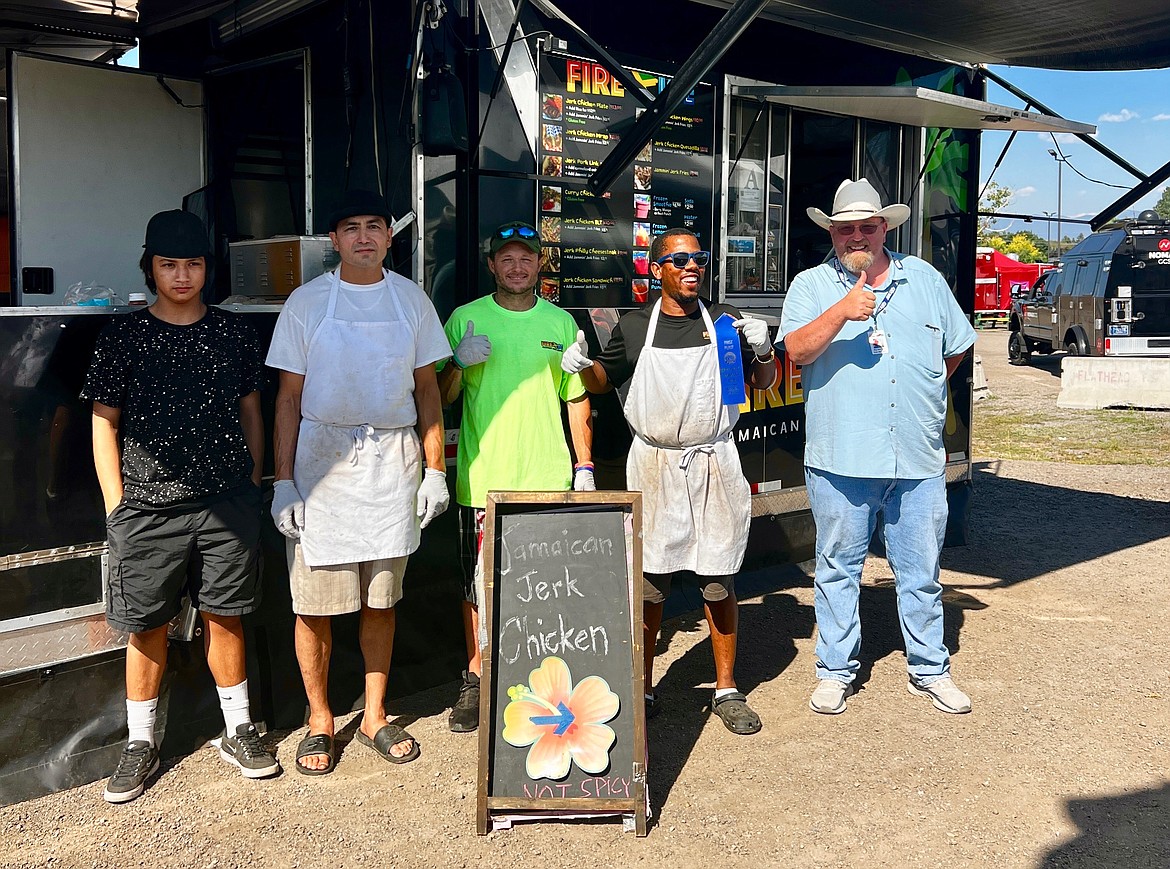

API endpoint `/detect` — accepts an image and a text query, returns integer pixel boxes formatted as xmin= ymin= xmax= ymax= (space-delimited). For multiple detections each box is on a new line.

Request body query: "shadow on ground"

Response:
xmin=1040 ymin=782 xmax=1170 ymax=868
xmin=942 ymin=461 xmax=1170 ymax=588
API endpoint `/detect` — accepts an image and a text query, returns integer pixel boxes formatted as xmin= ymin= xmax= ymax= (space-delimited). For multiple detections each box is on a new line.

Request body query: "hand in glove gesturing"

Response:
xmin=454 ymin=320 xmax=491 ymax=369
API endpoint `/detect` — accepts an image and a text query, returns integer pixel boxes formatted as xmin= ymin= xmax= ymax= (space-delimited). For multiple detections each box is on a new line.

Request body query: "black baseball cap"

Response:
xmin=327 ymin=189 xmax=395 ymax=231
xmin=143 ymin=210 xmax=210 ymax=259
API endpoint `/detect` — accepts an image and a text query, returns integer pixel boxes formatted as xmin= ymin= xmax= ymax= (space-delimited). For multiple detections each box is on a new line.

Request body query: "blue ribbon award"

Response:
xmin=713 ymin=312 xmax=746 ymax=405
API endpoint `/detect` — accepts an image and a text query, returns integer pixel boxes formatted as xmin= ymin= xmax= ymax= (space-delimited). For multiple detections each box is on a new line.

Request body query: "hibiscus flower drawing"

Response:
xmin=502 ymin=656 xmax=620 ymax=781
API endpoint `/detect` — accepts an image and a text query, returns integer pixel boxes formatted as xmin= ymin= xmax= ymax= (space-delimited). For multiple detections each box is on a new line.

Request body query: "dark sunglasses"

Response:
xmin=832 ymin=222 xmax=884 ymax=237
xmin=655 ymin=250 xmax=711 ymax=268
xmin=497 ymin=224 xmax=538 ymax=240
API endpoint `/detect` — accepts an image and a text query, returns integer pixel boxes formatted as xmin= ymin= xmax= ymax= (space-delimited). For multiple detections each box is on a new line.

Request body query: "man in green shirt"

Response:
xmin=438 ymin=221 xmax=594 ymax=732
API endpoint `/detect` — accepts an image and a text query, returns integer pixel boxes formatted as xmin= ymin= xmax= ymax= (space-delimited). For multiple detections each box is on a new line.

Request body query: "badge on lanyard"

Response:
xmin=713 ymin=313 xmax=747 ymax=405
xmin=869 ymin=328 xmax=888 ymax=355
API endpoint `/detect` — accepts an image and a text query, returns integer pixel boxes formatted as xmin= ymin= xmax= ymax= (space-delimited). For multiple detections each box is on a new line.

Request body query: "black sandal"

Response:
xmin=708 ymin=691 xmax=762 ymax=735
xmin=295 ymin=733 xmax=336 ymax=776
xmin=355 ymin=723 xmax=421 ymax=764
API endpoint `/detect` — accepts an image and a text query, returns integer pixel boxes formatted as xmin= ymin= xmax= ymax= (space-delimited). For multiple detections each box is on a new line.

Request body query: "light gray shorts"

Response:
xmin=287 ymin=541 xmax=408 ymax=616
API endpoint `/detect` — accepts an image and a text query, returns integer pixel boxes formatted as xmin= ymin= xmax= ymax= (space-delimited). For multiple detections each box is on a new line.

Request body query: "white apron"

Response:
xmin=295 ymin=269 xmax=422 ymax=567
xmin=623 ymin=300 xmax=751 ymax=575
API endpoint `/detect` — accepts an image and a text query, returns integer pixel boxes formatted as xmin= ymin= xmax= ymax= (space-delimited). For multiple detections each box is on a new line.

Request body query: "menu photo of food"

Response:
xmin=632 ymin=250 xmax=649 ymax=275
xmin=540 ymin=246 xmax=561 ymax=273
xmin=540 ymin=216 xmax=561 ymax=244
xmin=540 ymin=184 xmax=562 ymax=213
xmin=633 ymin=164 xmax=652 ymax=190
xmin=542 ymin=123 xmax=562 ymax=153
xmin=633 ymin=222 xmax=652 ymax=249
xmin=540 ymin=155 xmax=562 ymax=177
xmin=542 ymin=93 xmax=563 ymax=121
xmin=540 ymin=277 xmax=561 ymax=303
xmin=636 ymin=140 xmax=653 ymax=163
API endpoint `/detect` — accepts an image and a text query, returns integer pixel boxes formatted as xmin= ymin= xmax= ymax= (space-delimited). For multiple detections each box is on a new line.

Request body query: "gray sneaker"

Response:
xmin=103 ymin=741 xmax=160 ymax=804
xmin=908 ymin=677 xmax=972 ymax=714
xmin=216 ymin=723 xmax=281 ymax=778
xmin=448 ymin=671 xmax=481 ymax=733
xmin=809 ymin=680 xmax=853 ymax=714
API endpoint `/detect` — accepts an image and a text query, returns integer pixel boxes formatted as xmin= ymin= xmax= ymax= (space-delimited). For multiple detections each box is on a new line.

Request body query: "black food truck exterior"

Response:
xmin=0 ymin=0 xmax=1093 ymax=804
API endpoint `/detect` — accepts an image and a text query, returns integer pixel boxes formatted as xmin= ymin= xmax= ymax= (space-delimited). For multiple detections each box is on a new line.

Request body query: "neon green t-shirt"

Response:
xmin=443 ymin=295 xmax=585 ymax=508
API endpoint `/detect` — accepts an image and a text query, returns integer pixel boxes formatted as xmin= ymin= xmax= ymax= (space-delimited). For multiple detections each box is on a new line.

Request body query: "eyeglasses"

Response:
xmin=832 ymin=222 xmax=884 ymax=237
xmin=496 ymin=224 xmax=538 ymax=240
xmin=655 ymin=250 xmax=711 ymax=268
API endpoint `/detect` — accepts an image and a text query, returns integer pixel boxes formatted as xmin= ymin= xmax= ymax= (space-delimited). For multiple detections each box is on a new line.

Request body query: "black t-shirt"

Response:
xmin=596 ymin=301 xmax=749 ymax=389
xmin=81 ymin=307 xmax=264 ymax=509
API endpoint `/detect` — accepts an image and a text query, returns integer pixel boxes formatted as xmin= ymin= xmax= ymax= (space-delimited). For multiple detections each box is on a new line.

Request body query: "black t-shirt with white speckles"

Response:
xmin=81 ymin=307 xmax=264 ymax=510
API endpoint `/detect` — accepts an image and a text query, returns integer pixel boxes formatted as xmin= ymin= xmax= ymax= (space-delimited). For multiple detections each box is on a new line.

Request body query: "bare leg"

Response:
xmin=463 ymin=602 xmax=482 ymax=677
xmin=126 ymin=625 xmax=169 ymax=702
xmin=294 ymin=614 xmax=334 ymax=771
xmin=357 ymin=605 xmax=413 ymax=758
xmin=643 ymin=601 xmax=664 ymax=695
xmin=705 ymin=593 xmax=739 ymax=690
xmin=202 ymin=613 xmax=247 ymax=687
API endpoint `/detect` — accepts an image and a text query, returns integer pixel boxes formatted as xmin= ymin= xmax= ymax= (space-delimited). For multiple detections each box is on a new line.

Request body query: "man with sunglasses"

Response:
xmin=779 ymin=178 xmax=976 ymax=716
xmin=437 ymin=220 xmax=594 ymax=734
xmin=561 ymin=228 xmax=776 ymax=735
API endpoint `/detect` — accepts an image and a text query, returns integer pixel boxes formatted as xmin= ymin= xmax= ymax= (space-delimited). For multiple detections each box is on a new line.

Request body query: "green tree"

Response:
xmin=1004 ymin=233 xmax=1043 ymax=263
xmin=1155 ymin=186 xmax=1170 ymax=220
xmin=978 ymin=181 xmax=1013 ymax=243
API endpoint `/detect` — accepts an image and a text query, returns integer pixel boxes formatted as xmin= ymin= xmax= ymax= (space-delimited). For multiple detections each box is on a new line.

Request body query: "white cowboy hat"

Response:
xmin=807 ymin=178 xmax=910 ymax=230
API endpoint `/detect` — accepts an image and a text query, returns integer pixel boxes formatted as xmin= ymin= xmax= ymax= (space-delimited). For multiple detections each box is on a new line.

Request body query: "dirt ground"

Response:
xmin=2 ymin=330 xmax=1168 ymax=869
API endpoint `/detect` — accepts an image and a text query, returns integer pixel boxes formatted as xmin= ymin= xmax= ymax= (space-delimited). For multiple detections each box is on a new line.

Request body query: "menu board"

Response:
xmin=536 ymin=52 xmax=715 ymax=308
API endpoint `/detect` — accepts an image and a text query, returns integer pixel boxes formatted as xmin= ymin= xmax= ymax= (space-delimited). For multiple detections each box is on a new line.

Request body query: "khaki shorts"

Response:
xmin=287 ymin=541 xmax=408 ymax=616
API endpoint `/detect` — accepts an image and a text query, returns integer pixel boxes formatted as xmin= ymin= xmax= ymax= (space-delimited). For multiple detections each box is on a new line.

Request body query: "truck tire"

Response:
xmin=1065 ymin=339 xmax=1081 ymax=356
xmin=1008 ymin=330 xmax=1030 ymax=365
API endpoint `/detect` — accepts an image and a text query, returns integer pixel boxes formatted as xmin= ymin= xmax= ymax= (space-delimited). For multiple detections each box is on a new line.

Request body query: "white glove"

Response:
xmin=733 ymin=316 xmax=773 ymax=357
xmin=417 ymin=468 xmax=450 ymax=529
xmin=561 ymin=329 xmax=593 ymax=374
xmin=573 ymin=465 xmax=596 ymax=492
xmin=271 ymin=479 xmax=305 ymax=539
xmin=453 ymin=320 xmax=491 ymax=369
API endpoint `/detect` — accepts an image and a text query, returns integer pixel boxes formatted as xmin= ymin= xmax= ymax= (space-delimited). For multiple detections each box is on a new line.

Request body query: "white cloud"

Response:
xmin=1153 ymin=113 xmax=1170 ymax=121
xmin=1099 ymin=109 xmax=1139 ymax=122
xmin=1016 ymin=186 xmax=1036 ymax=197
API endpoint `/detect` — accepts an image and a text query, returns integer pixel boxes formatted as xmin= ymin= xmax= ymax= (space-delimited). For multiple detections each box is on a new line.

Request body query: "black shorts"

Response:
xmin=458 ymin=505 xmax=485 ymax=605
xmin=105 ymin=486 xmax=262 ymax=633
xmin=643 ymin=571 xmax=734 ymax=606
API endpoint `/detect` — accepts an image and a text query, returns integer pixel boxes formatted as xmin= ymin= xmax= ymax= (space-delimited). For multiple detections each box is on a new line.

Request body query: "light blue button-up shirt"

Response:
xmin=779 ymin=252 xmax=976 ymax=479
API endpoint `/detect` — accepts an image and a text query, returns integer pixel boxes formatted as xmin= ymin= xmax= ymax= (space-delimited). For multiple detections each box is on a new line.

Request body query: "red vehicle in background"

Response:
xmin=975 ymin=248 xmax=1055 ymax=327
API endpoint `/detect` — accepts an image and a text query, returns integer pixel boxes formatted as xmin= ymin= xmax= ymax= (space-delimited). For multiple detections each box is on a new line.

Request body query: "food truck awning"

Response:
xmin=742 ymin=0 xmax=1170 ymax=70
xmin=730 ymin=85 xmax=1097 ymax=134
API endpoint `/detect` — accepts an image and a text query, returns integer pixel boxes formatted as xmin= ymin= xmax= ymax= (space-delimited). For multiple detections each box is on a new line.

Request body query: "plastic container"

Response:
xmin=128 ymin=292 xmax=148 ymax=307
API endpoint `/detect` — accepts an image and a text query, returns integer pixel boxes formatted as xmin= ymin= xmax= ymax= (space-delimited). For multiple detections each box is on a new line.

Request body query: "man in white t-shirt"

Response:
xmin=266 ymin=189 xmax=450 ymax=775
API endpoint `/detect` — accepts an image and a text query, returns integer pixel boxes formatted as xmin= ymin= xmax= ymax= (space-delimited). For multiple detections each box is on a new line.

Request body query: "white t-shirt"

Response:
xmin=267 ymin=270 xmax=450 ymax=376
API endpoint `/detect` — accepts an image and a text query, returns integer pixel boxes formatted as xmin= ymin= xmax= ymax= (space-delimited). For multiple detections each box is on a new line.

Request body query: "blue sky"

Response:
xmin=981 ymin=65 xmax=1170 ymax=239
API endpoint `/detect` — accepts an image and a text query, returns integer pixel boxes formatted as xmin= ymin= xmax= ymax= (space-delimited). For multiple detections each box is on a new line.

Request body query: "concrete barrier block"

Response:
xmin=1058 ymin=357 xmax=1170 ymax=409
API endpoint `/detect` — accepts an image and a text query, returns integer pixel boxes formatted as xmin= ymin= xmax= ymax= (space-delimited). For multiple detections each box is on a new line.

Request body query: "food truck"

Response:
xmin=1 ymin=0 xmax=1136 ymax=804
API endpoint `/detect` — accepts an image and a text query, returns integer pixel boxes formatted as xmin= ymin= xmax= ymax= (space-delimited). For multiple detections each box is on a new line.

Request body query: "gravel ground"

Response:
xmin=2 ymin=330 xmax=1167 ymax=869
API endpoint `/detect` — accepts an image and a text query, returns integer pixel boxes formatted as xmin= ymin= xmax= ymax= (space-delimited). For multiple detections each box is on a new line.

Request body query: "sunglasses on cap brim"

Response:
xmin=655 ymin=250 xmax=711 ymax=268
xmin=496 ymin=224 xmax=538 ymax=240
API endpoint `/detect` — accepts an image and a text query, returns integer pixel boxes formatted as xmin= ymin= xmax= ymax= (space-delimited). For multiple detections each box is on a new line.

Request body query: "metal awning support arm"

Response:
xmin=525 ymin=0 xmax=656 ymax=107
xmin=1089 ymin=157 xmax=1170 ymax=231
xmin=980 ymin=65 xmax=1148 ymax=181
xmin=586 ymin=0 xmax=770 ymax=196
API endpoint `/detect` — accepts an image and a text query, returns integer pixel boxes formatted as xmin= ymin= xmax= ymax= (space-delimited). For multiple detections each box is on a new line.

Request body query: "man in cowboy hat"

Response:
xmin=779 ymin=178 xmax=976 ymax=716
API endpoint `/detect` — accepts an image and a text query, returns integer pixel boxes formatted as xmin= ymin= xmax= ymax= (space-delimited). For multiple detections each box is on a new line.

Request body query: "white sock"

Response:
xmin=714 ymin=687 xmax=739 ymax=700
xmin=126 ymin=698 xmax=158 ymax=746
xmin=217 ymin=679 xmax=252 ymax=735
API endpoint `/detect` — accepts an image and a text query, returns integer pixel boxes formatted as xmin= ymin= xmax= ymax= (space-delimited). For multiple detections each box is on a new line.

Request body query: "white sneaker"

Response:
xmin=809 ymin=680 xmax=852 ymax=714
xmin=907 ymin=677 xmax=971 ymax=714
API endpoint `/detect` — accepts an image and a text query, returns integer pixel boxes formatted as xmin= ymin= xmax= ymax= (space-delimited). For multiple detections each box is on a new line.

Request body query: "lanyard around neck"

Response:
xmin=832 ymin=253 xmax=902 ymax=321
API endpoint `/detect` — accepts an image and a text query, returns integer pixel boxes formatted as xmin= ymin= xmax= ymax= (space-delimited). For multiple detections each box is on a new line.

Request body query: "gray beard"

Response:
xmin=841 ymin=249 xmax=875 ymax=275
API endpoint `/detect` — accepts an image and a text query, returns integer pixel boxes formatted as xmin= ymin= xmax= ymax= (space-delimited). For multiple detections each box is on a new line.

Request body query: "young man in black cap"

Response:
xmin=267 ymin=189 xmax=449 ymax=774
xmin=83 ymin=209 xmax=278 ymax=804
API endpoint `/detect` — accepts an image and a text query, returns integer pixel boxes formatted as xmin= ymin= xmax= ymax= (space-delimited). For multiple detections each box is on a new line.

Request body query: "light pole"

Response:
xmin=1042 ymin=210 xmax=1055 ymax=261
xmin=1047 ymin=149 xmax=1066 ymax=258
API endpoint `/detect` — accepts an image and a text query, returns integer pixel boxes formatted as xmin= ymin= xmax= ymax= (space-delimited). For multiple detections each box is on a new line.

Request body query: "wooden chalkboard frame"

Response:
xmin=476 ymin=491 xmax=647 ymax=837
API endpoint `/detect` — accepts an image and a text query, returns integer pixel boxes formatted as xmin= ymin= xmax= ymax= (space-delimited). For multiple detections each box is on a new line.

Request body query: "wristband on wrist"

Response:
xmin=754 ymin=348 xmax=776 ymax=363
xmin=451 ymin=354 xmax=465 ymax=370
xmin=574 ymin=462 xmax=594 ymax=472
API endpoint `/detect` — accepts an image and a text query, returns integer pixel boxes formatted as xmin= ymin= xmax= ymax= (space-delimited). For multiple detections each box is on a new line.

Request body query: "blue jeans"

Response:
xmin=804 ymin=467 xmax=951 ymax=686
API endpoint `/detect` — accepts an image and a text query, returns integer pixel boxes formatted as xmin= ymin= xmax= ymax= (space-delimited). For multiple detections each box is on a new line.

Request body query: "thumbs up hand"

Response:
xmin=560 ymin=329 xmax=593 ymax=374
xmin=453 ymin=319 xmax=492 ymax=369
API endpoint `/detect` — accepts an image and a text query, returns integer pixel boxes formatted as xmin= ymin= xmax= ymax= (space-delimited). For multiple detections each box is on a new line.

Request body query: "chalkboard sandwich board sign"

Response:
xmin=476 ymin=491 xmax=647 ymax=836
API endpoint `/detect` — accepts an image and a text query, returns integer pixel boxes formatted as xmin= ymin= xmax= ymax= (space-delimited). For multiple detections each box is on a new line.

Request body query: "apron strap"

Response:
xmin=349 ymin=423 xmax=383 ymax=465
